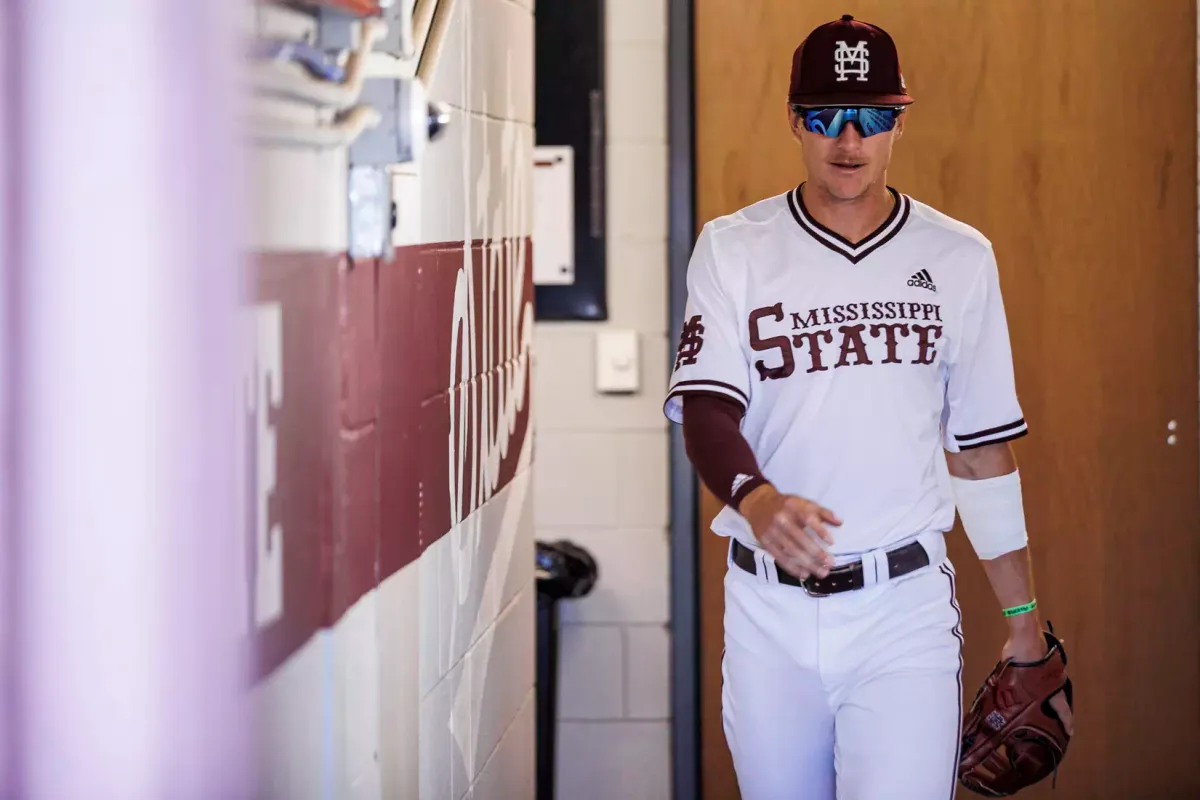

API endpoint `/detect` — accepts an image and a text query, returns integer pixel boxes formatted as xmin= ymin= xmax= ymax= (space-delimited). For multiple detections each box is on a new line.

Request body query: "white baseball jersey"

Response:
xmin=665 ymin=184 xmax=1027 ymax=556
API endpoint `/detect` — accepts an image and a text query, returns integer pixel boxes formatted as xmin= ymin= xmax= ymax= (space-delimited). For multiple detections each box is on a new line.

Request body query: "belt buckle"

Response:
xmin=798 ymin=574 xmax=832 ymax=598
xmin=798 ymin=560 xmax=859 ymax=598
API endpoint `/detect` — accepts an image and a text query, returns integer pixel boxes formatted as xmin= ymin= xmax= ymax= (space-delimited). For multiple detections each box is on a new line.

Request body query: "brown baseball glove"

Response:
xmin=958 ymin=625 xmax=1074 ymax=796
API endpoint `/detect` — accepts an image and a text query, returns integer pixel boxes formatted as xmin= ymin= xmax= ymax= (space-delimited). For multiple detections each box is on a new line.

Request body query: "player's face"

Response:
xmin=789 ymin=106 xmax=904 ymax=202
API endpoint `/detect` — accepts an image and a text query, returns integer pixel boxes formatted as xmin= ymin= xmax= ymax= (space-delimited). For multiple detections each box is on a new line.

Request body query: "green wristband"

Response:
xmin=1002 ymin=599 xmax=1037 ymax=618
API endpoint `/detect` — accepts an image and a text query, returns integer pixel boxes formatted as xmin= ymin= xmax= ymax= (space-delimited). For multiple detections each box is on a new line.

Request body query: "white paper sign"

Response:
xmin=532 ymin=146 xmax=575 ymax=285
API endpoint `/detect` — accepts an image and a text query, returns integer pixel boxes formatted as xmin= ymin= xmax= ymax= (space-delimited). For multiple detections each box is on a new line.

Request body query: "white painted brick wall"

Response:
xmin=555 ymin=721 xmax=672 ymax=800
xmin=250 ymin=1 xmax=537 ymax=797
xmin=532 ymin=0 xmax=674 ymax=796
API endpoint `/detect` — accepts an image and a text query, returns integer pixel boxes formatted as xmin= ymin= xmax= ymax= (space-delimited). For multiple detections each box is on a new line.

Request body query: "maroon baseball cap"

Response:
xmin=788 ymin=14 xmax=913 ymax=107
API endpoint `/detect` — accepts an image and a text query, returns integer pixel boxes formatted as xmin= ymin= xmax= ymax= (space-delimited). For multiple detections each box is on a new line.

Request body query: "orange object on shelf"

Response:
xmin=295 ymin=0 xmax=382 ymax=17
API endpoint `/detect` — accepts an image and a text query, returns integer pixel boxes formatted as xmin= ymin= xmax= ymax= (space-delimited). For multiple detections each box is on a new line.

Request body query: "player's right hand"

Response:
xmin=737 ymin=485 xmax=841 ymax=580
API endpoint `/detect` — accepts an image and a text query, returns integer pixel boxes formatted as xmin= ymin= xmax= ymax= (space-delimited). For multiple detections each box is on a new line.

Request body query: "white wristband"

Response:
xmin=949 ymin=469 xmax=1028 ymax=560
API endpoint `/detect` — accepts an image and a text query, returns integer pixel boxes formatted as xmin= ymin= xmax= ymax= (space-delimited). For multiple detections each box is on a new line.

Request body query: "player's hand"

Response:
xmin=1001 ymin=631 xmax=1075 ymax=737
xmin=737 ymin=485 xmax=841 ymax=580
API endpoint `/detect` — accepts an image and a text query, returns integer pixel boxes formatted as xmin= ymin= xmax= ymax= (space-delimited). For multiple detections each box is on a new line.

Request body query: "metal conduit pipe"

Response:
xmin=249 ymin=105 xmax=382 ymax=149
xmin=417 ymin=0 xmax=455 ymax=87
xmin=412 ymin=0 xmax=437 ymax=55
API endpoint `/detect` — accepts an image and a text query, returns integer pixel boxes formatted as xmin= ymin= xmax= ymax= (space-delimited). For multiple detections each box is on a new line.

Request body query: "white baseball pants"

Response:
xmin=720 ymin=534 xmax=964 ymax=800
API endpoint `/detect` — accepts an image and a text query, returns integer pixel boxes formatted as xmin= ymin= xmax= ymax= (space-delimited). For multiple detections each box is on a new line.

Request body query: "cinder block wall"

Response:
xmin=532 ymin=1 xmax=675 ymax=797
xmin=245 ymin=1 xmax=536 ymax=797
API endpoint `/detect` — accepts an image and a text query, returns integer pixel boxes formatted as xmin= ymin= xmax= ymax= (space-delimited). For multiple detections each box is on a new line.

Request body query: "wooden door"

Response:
xmin=693 ymin=2 xmax=1200 ymax=798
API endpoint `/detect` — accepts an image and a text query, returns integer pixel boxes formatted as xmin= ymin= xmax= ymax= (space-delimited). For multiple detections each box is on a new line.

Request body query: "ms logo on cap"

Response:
xmin=787 ymin=15 xmax=913 ymax=107
xmin=833 ymin=40 xmax=870 ymax=83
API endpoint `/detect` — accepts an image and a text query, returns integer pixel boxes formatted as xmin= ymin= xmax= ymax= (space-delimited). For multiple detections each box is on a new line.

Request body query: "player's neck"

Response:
xmin=800 ymin=182 xmax=894 ymax=246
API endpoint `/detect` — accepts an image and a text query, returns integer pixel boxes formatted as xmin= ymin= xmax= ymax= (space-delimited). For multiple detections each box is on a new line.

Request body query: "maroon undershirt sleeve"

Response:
xmin=680 ymin=393 xmax=771 ymax=509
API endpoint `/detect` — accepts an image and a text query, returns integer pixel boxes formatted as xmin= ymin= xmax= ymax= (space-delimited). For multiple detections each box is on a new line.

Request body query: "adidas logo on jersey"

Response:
xmin=907 ymin=269 xmax=937 ymax=292
xmin=731 ymin=473 xmax=753 ymax=497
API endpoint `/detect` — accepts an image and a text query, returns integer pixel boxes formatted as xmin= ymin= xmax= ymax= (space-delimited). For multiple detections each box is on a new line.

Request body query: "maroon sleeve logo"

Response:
xmin=674 ymin=314 xmax=706 ymax=370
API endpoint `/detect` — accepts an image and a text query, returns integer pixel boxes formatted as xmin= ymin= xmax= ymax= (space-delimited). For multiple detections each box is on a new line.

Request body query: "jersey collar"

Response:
xmin=786 ymin=183 xmax=911 ymax=264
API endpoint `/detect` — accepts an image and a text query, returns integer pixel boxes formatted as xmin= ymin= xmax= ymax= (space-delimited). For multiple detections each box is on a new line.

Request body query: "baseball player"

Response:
xmin=665 ymin=15 xmax=1074 ymax=799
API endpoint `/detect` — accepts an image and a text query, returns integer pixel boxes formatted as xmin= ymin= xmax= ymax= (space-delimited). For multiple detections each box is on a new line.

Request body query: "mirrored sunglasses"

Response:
xmin=797 ymin=106 xmax=902 ymax=138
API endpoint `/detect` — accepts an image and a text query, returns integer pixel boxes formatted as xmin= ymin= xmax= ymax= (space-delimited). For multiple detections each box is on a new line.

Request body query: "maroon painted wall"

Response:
xmin=248 ymin=238 xmax=533 ymax=680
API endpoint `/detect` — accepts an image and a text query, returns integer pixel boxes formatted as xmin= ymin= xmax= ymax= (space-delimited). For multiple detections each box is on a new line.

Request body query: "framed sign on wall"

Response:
xmin=533 ymin=0 xmax=607 ymax=321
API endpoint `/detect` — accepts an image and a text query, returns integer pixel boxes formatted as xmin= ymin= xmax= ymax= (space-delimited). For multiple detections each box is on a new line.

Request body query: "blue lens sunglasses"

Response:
xmin=794 ymin=106 xmax=903 ymax=138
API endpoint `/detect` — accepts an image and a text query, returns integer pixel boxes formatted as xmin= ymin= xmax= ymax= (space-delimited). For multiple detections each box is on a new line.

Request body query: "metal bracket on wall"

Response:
xmin=347 ymin=165 xmax=393 ymax=261
xmin=344 ymin=76 xmax=449 ymax=261
xmin=350 ymin=77 xmax=439 ymax=166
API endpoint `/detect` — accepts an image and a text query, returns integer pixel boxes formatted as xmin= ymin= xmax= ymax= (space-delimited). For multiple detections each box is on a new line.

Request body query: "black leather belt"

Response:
xmin=730 ymin=538 xmax=930 ymax=597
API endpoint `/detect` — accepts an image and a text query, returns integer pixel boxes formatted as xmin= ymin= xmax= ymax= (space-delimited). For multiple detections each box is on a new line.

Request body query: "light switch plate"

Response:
xmin=595 ymin=329 xmax=640 ymax=394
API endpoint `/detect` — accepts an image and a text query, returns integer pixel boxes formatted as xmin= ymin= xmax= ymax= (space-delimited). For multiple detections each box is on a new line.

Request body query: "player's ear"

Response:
xmin=894 ymin=110 xmax=906 ymax=140
xmin=787 ymin=104 xmax=805 ymax=142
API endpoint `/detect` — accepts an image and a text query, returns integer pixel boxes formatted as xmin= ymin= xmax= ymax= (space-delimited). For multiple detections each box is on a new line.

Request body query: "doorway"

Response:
xmin=688 ymin=1 xmax=1200 ymax=797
